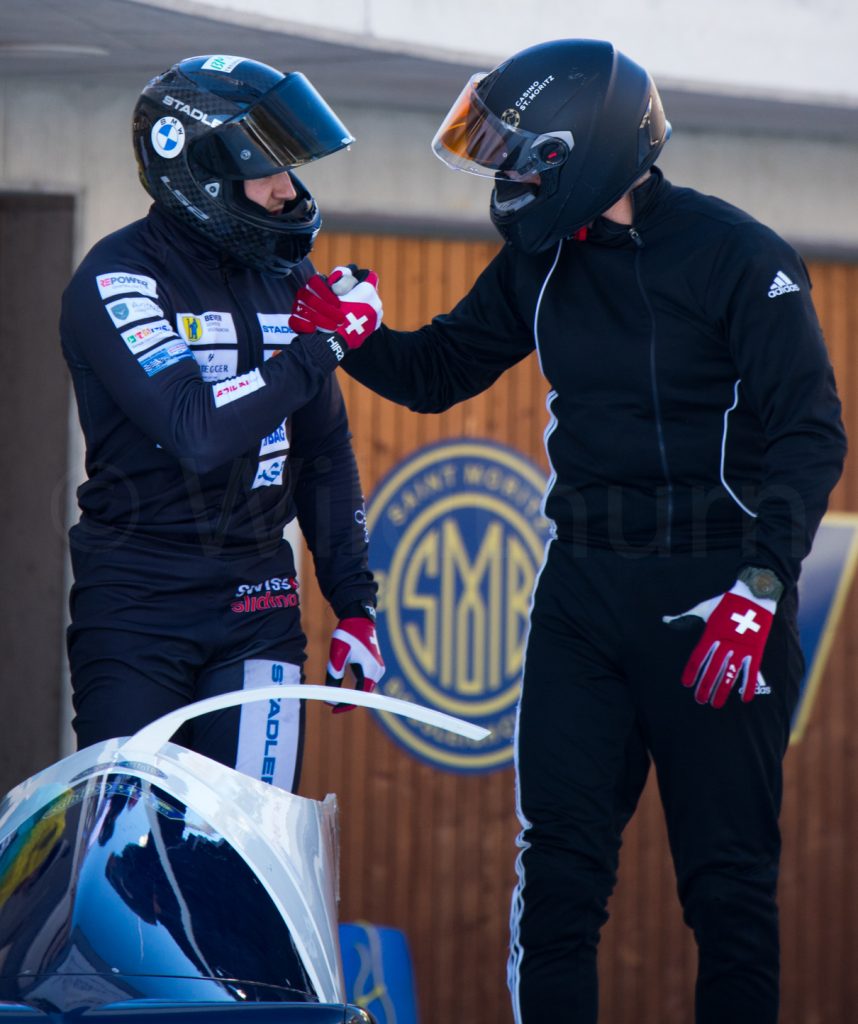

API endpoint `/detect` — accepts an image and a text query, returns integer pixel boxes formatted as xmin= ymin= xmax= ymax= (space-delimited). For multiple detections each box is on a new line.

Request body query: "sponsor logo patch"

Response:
xmin=231 ymin=575 xmax=299 ymax=613
xmin=201 ymin=55 xmax=244 ymax=73
xmin=177 ymin=311 xmax=238 ymax=344
xmin=212 ymin=368 xmax=265 ymax=407
xmin=234 ymin=576 xmax=298 ymax=599
xmin=259 ymin=419 xmax=289 ymax=457
xmin=138 ymin=338 xmax=195 ymax=377
xmin=121 ymin=319 xmax=177 ymax=356
xmin=257 ymin=313 xmax=297 ymax=345
xmin=96 ymin=272 xmax=158 ymax=300
xmin=190 ymin=348 xmax=238 ymax=382
xmin=105 ymin=296 xmax=163 ymax=327
xmin=252 ymin=456 xmax=285 ymax=489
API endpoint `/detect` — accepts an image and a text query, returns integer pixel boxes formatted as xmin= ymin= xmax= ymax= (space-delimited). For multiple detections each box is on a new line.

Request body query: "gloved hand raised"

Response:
xmin=663 ymin=574 xmax=780 ymax=708
xmin=289 ymin=265 xmax=382 ymax=349
xmin=324 ymin=613 xmax=385 ymax=714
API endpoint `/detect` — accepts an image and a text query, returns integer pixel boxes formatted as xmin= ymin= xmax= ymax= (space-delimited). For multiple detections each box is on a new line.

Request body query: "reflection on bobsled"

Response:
xmin=0 ymin=685 xmax=489 ymax=1020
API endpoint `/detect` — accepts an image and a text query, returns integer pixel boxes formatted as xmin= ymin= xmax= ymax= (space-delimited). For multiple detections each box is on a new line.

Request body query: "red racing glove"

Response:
xmin=663 ymin=580 xmax=777 ymax=708
xmin=289 ymin=265 xmax=382 ymax=349
xmin=324 ymin=615 xmax=385 ymax=714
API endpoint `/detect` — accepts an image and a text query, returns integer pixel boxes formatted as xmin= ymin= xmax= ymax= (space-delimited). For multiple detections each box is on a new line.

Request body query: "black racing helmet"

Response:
xmin=432 ymin=39 xmax=671 ymax=253
xmin=132 ymin=55 xmax=355 ymax=275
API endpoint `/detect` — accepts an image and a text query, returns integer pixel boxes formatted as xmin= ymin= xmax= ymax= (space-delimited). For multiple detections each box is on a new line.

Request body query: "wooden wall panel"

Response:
xmin=297 ymin=234 xmax=857 ymax=1024
xmin=0 ymin=195 xmax=74 ymax=793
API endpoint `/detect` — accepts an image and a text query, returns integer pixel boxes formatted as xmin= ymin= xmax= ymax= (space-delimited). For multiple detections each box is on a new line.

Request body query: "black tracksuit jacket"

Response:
xmin=61 ymin=203 xmax=373 ymax=616
xmin=344 ymin=169 xmax=846 ymax=586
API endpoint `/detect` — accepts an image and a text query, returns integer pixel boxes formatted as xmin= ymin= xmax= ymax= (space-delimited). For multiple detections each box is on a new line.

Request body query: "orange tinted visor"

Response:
xmin=431 ymin=73 xmax=573 ymax=181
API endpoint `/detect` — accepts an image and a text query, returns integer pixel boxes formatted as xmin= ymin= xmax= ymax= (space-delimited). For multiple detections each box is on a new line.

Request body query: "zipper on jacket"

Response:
xmin=630 ymin=228 xmax=674 ymax=548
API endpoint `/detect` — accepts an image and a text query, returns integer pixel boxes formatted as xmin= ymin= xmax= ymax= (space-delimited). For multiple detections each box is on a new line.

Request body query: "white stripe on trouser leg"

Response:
xmin=235 ymin=659 xmax=302 ymax=791
xmin=507 ymin=537 xmax=553 ymax=1024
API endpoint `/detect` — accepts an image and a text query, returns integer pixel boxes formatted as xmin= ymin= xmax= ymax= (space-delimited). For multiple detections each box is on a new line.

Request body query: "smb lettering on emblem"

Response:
xmin=367 ymin=439 xmax=551 ymax=772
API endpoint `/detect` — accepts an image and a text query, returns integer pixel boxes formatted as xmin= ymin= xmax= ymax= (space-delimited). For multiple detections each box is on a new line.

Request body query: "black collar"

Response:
xmin=585 ymin=166 xmax=669 ymax=247
xmin=144 ymin=203 xmax=226 ymax=270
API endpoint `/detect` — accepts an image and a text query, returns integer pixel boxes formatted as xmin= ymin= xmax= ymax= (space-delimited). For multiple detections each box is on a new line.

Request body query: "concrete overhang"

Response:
xmin=1 ymin=0 xmax=857 ymax=143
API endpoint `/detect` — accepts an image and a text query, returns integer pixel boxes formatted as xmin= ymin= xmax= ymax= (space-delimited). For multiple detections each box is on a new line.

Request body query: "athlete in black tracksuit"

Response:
xmin=60 ymin=56 xmax=383 ymax=792
xmin=324 ymin=56 xmax=847 ymax=1024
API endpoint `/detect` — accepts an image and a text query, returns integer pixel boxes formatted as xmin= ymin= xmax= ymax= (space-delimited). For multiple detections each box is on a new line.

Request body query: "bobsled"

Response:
xmin=0 ymin=685 xmax=488 ymax=1022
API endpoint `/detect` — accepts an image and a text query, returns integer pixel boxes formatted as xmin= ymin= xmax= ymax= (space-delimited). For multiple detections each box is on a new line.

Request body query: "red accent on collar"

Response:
xmin=573 ymin=226 xmax=589 ymax=242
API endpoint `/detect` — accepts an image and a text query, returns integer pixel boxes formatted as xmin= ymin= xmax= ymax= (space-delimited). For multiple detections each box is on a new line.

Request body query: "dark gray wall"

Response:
xmin=0 ymin=194 xmax=74 ymax=794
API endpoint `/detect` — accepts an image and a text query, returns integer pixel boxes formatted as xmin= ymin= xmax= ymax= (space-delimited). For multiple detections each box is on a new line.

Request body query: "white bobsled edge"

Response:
xmin=119 ymin=684 xmax=490 ymax=757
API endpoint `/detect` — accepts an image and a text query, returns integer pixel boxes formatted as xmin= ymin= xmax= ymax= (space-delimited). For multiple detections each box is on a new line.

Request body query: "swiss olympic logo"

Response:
xmin=367 ymin=439 xmax=552 ymax=772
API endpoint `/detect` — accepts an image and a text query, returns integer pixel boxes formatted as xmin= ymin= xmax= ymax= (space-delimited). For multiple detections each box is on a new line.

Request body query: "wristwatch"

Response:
xmin=738 ymin=565 xmax=784 ymax=602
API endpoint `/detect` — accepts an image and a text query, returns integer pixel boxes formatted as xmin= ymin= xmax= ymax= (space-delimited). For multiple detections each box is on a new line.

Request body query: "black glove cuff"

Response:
xmin=336 ymin=599 xmax=376 ymax=621
xmin=301 ymin=329 xmax=346 ymax=369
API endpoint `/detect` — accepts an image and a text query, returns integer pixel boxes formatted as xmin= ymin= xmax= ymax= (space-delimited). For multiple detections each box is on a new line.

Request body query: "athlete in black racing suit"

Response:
xmin=291 ymin=40 xmax=847 ymax=1024
xmin=60 ymin=56 xmax=385 ymax=792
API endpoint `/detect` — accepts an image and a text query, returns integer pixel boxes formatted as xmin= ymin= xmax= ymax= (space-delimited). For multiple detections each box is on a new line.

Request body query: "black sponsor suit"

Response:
xmin=61 ymin=204 xmax=375 ymax=790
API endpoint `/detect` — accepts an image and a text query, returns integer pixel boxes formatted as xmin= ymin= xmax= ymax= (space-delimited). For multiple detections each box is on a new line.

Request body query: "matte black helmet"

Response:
xmin=132 ymin=55 xmax=355 ymax=275
xmin=432 ymin=39 xmax=671 ymax=253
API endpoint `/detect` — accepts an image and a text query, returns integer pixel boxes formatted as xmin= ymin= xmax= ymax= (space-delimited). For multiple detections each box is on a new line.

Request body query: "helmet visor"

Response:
xmin=431 ymin=73 xmax=573 ymax=182
xmin=192 ymin=72 xmax=355 ymax=180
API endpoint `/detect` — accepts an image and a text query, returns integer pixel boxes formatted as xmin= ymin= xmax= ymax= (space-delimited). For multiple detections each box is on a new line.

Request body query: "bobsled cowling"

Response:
xmin=0 ymin=686 xmax=488 ymax=1019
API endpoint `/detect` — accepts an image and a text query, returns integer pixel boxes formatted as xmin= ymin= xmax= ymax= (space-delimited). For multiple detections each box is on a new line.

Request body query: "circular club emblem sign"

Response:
xmin=367 ymin=440 xmax=551 ymax=772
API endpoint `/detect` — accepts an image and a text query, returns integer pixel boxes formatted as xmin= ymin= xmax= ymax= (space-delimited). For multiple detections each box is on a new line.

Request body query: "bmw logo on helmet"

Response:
xmin=150 ymin=117 xmax=186 ymax=159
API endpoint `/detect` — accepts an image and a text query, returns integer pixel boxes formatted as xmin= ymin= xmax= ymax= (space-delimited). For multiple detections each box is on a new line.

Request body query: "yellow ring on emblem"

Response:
xmin=385 ymin=491 xmax=546 ymax=718
xmin=367 ymin=442 xmax=548 ymax=533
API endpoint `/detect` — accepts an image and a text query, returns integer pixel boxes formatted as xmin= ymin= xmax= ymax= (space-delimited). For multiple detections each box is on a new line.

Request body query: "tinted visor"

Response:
xmin=193 ymin=72 xmax=354 ymax=179
xmin=431 ymin=73 xmax=573 ymax=182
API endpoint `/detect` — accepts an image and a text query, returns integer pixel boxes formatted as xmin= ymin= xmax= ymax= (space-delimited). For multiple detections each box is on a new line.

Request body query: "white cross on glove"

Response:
xmin=663 ymin=580 xmax=776 ymax=708
xmin=288 ymin=265 xmax=382 ymax=350
xmin=324 ymin=616 xmax=386 ymax=714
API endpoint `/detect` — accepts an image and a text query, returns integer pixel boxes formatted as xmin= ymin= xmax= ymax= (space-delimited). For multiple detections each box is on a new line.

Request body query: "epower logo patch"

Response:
xmin=367 ymin=440 xmax=551 ymax=772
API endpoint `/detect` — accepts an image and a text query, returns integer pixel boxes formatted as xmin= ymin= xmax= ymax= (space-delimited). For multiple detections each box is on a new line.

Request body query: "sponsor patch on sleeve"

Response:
xmin=121 ymin=319 xmax=178 ymax=356
xmin=259 ymin=419 xmax=289 ymax=457
xmin=191 ymin=348 xmax=239 ymax=382
xmin=138 ymin=338 xmax=195 ymax=377
xmin=96 ymin=271 xmax=159 ymax=300
xmin=105 ymin=296 xmax=164 ymax=327
xmin=252 ymin=456 xmax=286 ymax=489
xmin=257 ymin=313 xmax=297 ymax=346
xmin=212 ymin=368 xmax=266 ymax=407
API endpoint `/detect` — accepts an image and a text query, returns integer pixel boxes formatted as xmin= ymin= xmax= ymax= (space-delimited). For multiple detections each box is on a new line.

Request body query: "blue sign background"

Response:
xmin=792 ymin=514 xmax=858 ymax=740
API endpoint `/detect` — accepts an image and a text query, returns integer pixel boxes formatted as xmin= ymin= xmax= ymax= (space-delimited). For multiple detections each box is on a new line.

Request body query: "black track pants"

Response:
xmin=508 ymin=541 xmax=803 ymax=1024
xmin=67 ymin=523 xmax=307 ymax=792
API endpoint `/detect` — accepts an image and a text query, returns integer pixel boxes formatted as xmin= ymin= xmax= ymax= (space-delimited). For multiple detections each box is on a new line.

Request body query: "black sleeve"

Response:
xmin=341 ymin=245 xmax=535 ymax=412
xmin=289 ymin=374 xmax=376 ymax=617
xmin=61 ymin=265 xmax=343 ymax=476
xmin=713 ymin=224 xmax=847 ymax=586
